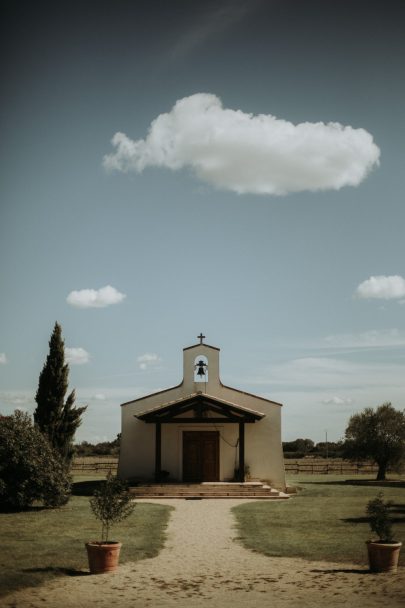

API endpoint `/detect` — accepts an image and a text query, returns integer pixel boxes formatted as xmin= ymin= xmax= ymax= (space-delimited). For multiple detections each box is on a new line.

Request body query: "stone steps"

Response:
xmin=129 ymin=482 xmax=290 ymax=499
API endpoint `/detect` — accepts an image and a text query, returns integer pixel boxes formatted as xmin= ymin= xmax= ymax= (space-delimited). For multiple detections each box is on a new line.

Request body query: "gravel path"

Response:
xmin=3 ymin=498 xmax=405 ymax=608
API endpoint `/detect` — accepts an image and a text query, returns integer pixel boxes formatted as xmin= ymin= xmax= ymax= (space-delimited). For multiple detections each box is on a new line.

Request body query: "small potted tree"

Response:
xmin=366 ymin=492 xmax=402 ymax=573
xmin=86 ymin=472 xmax=135 ymax=574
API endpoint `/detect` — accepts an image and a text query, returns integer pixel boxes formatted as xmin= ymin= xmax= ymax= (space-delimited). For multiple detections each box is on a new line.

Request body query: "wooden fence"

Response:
xmin=71 ymin=458 xmax=379 ymax=476
xmin=284 ymin=461 xmax=379 ymax=475
xmin=72 ymin=460 xmax=118 ymax=473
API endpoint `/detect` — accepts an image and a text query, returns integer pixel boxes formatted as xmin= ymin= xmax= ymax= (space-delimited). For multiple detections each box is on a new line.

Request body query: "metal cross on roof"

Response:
xmin=197 ymin=333 xmax=205 ymax=344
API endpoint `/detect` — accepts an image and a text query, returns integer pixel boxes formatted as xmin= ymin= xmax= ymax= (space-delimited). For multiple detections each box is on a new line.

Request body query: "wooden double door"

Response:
xmin=182 ymin=431 xmax=219 ymax=482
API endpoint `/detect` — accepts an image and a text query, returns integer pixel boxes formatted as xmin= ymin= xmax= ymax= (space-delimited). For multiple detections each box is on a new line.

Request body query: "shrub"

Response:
xmin=89 ymin=472 xmax=134 ymax=542
xmin=366 ymin=492 xmax=394 ymax=542
xmin=0 ymin=410 xmax=71 ymax=511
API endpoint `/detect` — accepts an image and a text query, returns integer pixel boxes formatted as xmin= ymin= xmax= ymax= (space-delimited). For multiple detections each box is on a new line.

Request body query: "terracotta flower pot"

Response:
xmin=366 ymin=540 xmax=402 ymax=573
xmin=85 ymin=541 xmax=122 ymax=574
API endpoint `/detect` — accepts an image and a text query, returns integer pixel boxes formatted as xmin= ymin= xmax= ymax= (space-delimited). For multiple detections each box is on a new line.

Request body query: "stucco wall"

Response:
xmin=118 ymin=343 xmax=286 ymax=489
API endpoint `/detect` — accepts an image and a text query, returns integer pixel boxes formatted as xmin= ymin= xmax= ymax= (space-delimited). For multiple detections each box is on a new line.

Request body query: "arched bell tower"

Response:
xmin=194 ymin=355 xmax=209 ymax=382
xmin=182 ymin=333 xmax=220 ymax=393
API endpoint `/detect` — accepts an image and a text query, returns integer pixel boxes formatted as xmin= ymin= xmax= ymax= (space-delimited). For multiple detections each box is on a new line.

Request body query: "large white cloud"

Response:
xmin=0 ymin=353 xmax=7 ymax=364
xmin=355 ymin=275 xmax=405 ymax=299
xmin=65 ymin=347 xmax=90 ymax=365
xmin=103 ymin=93 xmax=380 ymax=195
xmin=67 ymin=285 xmax=126 ymax=308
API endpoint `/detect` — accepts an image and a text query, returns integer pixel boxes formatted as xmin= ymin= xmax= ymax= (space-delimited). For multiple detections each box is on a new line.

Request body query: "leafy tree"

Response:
xmin=75 ymin=434 xmax=121 ymax=457
xmin=0 ymin=410 xmax=71 ymax=511
xmin=283 ymin=438 xmax=314 ymax=457
xmin=293 ymin=438 xmax=314 ymax=453
xmin=314 ymin=441 xmax=345 ymax=459
xmin=34 ymin=322 xmax=87 ymax=467
xmin=344 ymin=403 xmax=405 ymax=480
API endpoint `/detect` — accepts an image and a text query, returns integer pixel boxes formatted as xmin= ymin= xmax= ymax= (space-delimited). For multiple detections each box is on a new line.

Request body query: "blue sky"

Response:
xmin=1 ymin=0 xmax=404 ymax=443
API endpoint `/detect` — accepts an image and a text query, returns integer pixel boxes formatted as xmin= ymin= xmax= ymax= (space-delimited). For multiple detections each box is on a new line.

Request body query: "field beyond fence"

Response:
xmin=72 ymin=457 xmax=118 ymax=474
xmin=72 ymin=457 xmax=381 ymax=476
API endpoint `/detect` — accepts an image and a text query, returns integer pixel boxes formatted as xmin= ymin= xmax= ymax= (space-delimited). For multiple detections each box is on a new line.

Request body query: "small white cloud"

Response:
xmin=67 ymin=285 xmax=126 ymax=308
xmin=103 ymin=93 xmax=380 ymax=196
xmin=0 ymin=391 xmax=31 ymax=406
xmin=92 ymin=393 xmax=106 ymax=401
xmin=65 ymin=347 xmax=90 ymax=365
xmin=0 ymin=353 xmax=7 ymax=364
xmin=355 ymin=275 xmax=405 ymax=300
xmin=137 ymin=353 xmax=161 ymax=370
xmin=322 ymin=396 xmax=353 ymax=405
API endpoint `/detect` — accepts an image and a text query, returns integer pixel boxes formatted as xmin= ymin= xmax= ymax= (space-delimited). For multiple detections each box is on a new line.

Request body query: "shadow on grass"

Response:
xmin=22 ymin=567 xmax=89 ymax=577
xmin=301 ymin=479 xmax=405 ymax=488
xmin=343 ymin=515 xmax=405 ymax=525
xmin=342 ymin=504 xmax=405 ymax=525
xmin=71 ymin=479 xmax=106 ymax=496
xmin=343 ymin=516 xmax=370 ymax=524
xmin=310 ymin=568 xmax=370 ymax=575
xmin=0 ymin=505 xmax=50 ymax=514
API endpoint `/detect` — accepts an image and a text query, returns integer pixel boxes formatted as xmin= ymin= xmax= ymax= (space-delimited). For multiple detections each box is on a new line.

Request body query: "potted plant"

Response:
xmin=366 ymin=492 xmax=402 ymax=573
xmin=85 ymin=472 xmax=135 ymax=574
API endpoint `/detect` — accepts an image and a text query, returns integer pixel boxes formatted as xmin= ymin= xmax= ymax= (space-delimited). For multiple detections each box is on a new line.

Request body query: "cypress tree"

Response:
xmin=34 ymin=322 xmax=87 ymax=468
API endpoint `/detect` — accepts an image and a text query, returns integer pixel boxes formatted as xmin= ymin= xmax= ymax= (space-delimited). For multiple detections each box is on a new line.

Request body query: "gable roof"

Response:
xmin=121 ymin=382 xmax=282 ymax=408
xmin=136 ymin=392 xmax=265 ymax=423
xmin=183 ymin=342 xmax=220 ymax=352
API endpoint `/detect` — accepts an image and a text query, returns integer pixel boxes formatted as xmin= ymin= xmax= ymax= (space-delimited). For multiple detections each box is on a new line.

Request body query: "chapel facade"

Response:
xmin=118 ymin=336 xmax=286 ymax=489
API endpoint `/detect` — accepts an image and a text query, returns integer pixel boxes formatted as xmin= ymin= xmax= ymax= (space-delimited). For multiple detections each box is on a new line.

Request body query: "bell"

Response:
xmin=196 ymin=360 xmax=206 ymax=376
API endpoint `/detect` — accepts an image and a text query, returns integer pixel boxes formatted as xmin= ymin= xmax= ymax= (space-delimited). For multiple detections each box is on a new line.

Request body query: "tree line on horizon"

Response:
xmin=282 ymin=438 xmax=344 ymax=459
xmin=75 ymin=435 xmax=121 ymax=457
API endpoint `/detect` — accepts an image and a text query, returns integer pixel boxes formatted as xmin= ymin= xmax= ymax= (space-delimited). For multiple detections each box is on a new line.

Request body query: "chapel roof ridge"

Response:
xmin=135 ymin=391 xmax=266 ymax=419
xmin=183 ymin=342 xmax=220 ymax=351
xmin=120 ymin=383 xmax=183 ymax=407
xmin=220 ymin=381 xmax=283 ymax=407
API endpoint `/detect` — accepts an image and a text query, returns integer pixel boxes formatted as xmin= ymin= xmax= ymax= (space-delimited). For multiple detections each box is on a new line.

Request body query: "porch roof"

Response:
xmin=135 ymin=392 xmax=265 ymax=424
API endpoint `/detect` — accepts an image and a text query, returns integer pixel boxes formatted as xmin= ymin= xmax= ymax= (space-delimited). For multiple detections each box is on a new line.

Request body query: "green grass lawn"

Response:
xmin=0 ymin=477 xmax=173 ymax=598
xmin=233 ymin=475 xmax=405 ymax=565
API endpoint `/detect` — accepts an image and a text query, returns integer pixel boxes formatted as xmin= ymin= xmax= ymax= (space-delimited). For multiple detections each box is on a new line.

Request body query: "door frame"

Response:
xmin=182 ymin=430 xmax=220 ymax=482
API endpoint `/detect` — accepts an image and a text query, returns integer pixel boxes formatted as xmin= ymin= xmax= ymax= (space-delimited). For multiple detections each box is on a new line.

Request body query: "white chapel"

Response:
xmin=118 ymin=335 xmax=286 ymax=490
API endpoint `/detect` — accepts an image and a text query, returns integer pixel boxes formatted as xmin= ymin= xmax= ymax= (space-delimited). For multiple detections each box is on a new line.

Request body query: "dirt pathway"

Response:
xmin=3 ymin=498 xmax=405 ymax=608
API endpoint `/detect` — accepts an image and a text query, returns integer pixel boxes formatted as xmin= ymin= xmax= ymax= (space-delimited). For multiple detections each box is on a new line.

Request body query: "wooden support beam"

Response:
xmin=155 ymin=422 xmax=161 ymax=482
xmin=146 ymin=416 xmax=256 ymax=424
xmin=238 ymin=422 xmax=245 ymax=482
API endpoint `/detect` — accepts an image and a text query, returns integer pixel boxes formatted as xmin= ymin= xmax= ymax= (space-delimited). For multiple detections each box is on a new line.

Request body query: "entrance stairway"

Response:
xmin=129 ymin=481 xmax=290 ymax=499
